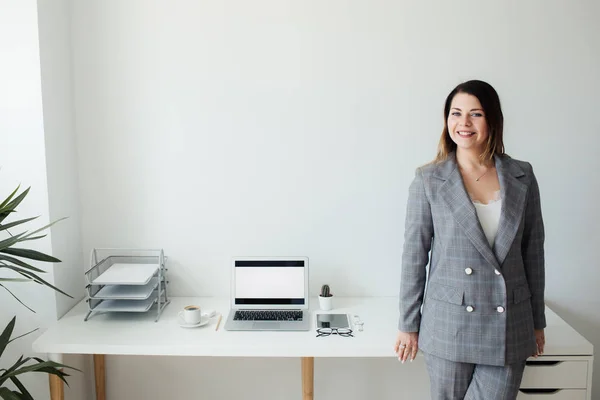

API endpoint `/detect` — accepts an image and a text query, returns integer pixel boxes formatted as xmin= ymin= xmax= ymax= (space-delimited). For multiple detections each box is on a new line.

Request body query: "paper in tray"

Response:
xmin=92 ymin=296 xmax=157 ymax=313
xmin=92 ymin=262 xmax=158 ymax=285
xmin=92 ymin=278 xmax=159 ymax=300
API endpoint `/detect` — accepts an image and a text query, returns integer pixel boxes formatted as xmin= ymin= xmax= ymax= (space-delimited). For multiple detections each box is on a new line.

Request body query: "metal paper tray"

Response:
xmin=90 ymin=278 xmax=160 ymax=300
xmin=87 ymin=256 xmax=161 ymax=286
xmin=84 ymin=249 xmax=170 ymax=322
xmin=88 ymin=291 xmax=161 ymax=313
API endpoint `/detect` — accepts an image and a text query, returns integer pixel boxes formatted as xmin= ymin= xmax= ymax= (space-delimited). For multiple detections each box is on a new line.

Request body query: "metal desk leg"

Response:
xmin=301 ymin=357 xmax=314 ymax=400
xmin=94 ymin=354 xmax=106 ymax=400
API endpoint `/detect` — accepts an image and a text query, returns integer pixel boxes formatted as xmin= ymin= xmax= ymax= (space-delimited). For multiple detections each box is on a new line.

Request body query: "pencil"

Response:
xmin=215 ymin=314 xmax=222 ymax=331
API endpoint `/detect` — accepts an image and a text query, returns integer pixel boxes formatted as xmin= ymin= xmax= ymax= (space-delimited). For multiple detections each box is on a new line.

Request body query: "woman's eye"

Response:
xmin=451 ymin=112 xmax=461 ymax=116
xmin=471 ymin=113 xmax=483 ymax=117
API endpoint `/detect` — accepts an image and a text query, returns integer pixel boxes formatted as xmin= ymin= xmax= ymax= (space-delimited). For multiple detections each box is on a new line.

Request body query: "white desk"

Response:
xmin=32 ymin=297 xmax=594 ymax=400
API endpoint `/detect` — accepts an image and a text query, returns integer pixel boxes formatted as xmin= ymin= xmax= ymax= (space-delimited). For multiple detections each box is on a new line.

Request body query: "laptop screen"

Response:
xmin=234 ymin=260 xmax=306 ymax=305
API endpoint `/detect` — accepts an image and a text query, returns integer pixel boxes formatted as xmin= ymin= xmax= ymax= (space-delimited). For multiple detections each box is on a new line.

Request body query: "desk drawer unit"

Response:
xmin=517 ymin=358 xmax=592 ymax=400
xmin=520 ymin=361 xmax=588 ymax=389
xmin=517 ymin=389 xmax=586 ymax=400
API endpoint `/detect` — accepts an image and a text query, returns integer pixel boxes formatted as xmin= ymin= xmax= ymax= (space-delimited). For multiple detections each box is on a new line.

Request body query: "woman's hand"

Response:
xmin=533 ymin=329 xmax=545 ymax=357
xmin=394 ymin=330 xmax=419 ymax=363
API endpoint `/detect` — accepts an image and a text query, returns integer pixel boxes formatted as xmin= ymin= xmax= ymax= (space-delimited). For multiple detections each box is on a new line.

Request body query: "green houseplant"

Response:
xmin=0 ymin=185 xmax=75 ymax=399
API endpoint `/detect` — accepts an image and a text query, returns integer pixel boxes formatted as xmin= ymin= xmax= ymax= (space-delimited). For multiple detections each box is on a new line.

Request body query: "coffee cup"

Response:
xmin=178 ymin=305 xmax=202 ymax=325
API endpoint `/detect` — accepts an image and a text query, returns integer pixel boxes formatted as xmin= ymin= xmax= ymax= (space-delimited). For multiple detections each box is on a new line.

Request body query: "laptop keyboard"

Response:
xmin=234 ymin=310 xmax=303 ymax=321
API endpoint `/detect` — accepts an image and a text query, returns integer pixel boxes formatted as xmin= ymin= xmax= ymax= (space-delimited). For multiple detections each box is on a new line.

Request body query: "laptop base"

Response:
xmin=223 ymin=310 xmax=311 ymax=331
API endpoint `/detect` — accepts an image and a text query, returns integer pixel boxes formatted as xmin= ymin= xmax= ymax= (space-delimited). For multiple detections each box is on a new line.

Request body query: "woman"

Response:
xmin=394 ymin=80 xmax=546 ymax=400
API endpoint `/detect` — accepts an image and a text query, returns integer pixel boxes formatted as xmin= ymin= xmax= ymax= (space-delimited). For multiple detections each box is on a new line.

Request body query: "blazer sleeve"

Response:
xmin=398 ymin=167 xmax=434 ymax=332
xmin=523 ymin=164 xmax=546 ymax=329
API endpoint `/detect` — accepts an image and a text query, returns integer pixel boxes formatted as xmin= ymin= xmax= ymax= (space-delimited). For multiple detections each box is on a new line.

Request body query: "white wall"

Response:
xmin=0 ymin=1 xmax=87 ymax=399
xmin=0 ymin=1 xmax=57 ymax=398
xmin=25 ymin=0 xmax=600 ymax=399
xmin=36 ymin=0 xmax=90 ymax=398
xmin=37 ymin=0 xmax=85 ymax=319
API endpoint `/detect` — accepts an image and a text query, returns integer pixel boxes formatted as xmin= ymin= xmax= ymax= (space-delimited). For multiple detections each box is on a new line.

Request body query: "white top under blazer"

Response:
xmin=472 ymin=190 xmax=502 ymax=247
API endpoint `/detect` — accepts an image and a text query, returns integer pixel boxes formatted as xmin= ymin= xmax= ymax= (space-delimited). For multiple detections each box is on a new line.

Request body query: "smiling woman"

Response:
xmin=395 ymin=80 xmax=546 ymax=400
xmin=447 ymin=93 xmax=489 ymax=154
xmin=438 ymin=80 xmax=505 ymax=165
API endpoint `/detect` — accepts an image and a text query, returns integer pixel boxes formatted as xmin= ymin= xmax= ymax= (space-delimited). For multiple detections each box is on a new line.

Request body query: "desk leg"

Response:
xmin=301 ymin=357 xmax=314 ymax=400
xmin=94 ymin=354 xmax=106 ymax=400
xmin=49 ymin=373 xmax=64 ymax=400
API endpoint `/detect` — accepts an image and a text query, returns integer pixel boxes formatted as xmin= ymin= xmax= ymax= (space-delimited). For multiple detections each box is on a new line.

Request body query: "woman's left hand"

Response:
xmin=533 ymin=329 xmax=545 ymax=357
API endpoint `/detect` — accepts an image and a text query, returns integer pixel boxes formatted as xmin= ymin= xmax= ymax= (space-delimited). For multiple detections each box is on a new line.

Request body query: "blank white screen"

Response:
xmin=235 ymin=267 xmax=304 ymax=299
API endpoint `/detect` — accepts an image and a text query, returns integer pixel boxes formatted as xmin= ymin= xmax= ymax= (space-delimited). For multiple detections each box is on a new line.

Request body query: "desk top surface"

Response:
xmin=32 ymin=297 xmax=593 ymax=358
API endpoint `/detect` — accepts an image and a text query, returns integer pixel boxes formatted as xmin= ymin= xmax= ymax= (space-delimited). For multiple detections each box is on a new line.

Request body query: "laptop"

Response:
xmin=223 ymin=256 xmax=311 ymax=331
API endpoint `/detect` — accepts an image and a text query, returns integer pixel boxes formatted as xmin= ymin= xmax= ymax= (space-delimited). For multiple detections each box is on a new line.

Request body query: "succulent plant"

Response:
xmin=320 ymin=284 xmax=332 ymax=297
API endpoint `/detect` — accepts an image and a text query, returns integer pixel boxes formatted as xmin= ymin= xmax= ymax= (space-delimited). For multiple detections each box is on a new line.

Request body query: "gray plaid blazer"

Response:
xmin=398 ymin=152 xmax=545 ymax=366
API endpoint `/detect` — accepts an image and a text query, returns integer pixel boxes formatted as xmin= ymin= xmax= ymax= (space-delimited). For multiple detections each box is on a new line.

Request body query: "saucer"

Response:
xmin=178 ymin=315 xmax=210 ymax=328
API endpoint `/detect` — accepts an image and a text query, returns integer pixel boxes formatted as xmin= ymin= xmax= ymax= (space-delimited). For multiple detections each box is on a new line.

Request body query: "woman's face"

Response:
xmin=447 ymin=92 xmax=489 ymax=154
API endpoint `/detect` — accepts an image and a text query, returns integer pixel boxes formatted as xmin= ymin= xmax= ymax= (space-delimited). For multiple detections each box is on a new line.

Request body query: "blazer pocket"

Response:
xmin=427 ymin=282 xmax=464 ymax=305
xmin=513 ymin=285 xmax=532 ymax=304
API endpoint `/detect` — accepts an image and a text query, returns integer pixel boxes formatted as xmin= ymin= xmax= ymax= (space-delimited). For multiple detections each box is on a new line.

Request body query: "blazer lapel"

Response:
xmin=436 ymin=154 xmax=500 ymax=270
xmin=493 ymin=155 xmax=527 ymax=266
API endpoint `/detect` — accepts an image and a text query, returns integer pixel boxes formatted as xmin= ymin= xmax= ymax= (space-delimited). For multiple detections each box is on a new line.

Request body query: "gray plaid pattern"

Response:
xmin=399 ymin=153 xmax=545 ymax=366
xmin=424 ymin=352 xmax=526 ymax=400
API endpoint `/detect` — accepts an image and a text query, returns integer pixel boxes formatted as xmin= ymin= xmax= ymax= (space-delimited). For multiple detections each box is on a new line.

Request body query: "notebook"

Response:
xmin=223 ymin=256 xmax=311 ymax=331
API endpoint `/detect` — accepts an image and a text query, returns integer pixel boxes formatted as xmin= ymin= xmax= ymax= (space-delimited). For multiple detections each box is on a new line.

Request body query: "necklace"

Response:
xmin=475 ymin=168 xmax=489 ymax=182
xmin=459 ymin=164 xmax=491 ymax=182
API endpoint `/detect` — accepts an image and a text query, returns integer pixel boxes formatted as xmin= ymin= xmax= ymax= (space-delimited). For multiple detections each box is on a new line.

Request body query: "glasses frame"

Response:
xmin=315 ymin=327 xmax=354 ymax=338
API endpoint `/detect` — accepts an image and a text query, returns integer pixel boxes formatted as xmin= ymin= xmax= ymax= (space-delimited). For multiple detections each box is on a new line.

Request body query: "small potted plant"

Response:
xmin=318 ymin=284 xmax=333 ymax=311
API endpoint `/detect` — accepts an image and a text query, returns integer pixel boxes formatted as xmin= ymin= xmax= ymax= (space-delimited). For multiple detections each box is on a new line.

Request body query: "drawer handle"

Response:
xmin=519 ymin=389 xmax=561 ymax=394
xmin=525 ymin=360 xmax=561 ymax=367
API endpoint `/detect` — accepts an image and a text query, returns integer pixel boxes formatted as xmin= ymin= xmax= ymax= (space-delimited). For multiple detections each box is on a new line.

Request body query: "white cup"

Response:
xmin=178 ymin=305 xmax=202 ymax=325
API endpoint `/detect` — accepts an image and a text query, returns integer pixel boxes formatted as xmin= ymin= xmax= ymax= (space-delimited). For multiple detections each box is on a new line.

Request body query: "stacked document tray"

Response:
xmin=84 ymin=248 xmax=170 ymax=321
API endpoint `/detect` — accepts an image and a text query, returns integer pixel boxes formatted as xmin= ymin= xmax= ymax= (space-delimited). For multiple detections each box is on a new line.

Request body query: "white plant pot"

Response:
xmin=318 ymin=295 xmax=333 ymax=311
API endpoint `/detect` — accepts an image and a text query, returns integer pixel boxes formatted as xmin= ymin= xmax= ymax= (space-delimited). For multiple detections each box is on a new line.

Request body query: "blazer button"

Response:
xmin=466 ymin=306 xmax=474 ymax=312
xmin=494 ymin=269 xmax=501 ymax=275
xmin=497 ymin=306 xmax=505 ymax=313
xmin=465 ymin=267 xmax=473 ymax=275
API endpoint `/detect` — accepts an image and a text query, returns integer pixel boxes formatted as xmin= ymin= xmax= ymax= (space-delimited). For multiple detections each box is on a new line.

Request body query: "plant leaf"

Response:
xmin=0 ymin=387 xmax=21 ymax=400
xmin=9 ymin=377 xmax=34 ymax=400
xmin=19 ymin=234 xmax=47 ymax=242
xmin=0 ymin=356 xmax=29 ymax=386
xmin=0 ymin=248 xmax=60 ymax=263
xmin=21 ymin=217 xmax=67 ymax=241
xmin=0 ymin=267 xmax=72 ymax=298
xmin=0 ymin=187 xmax=29 ymax=213
xmin=7 ymin=327 xmax=38 ymax=345
xmin=0 ymin=254 xmax=47 ymax=273
xmin=0 ymin=186 xmax=20 ymax=210
xmin=0 ymin=233 xmax=27 ymax=253
xmin=0 ymin=284 xmax=35 ymax=313
xmin=0 ymin=211 xmax=15 ymax=226
xmin=2 ymin=356 xmax=31 ymax=376
xmin=0 ymin=216 xmax=38 ymax=232
xmin=0 ymin=317 xmax=16 ymax=359
xmin=32 ymin=357 xmax=79 ymax=376
xmin=0 ymin=187 xmax=30 ymax=225
xmin=0 ymin=278 xmax=31 ymax=282
xmin=1 ymin=360 xmax=74 ymax=383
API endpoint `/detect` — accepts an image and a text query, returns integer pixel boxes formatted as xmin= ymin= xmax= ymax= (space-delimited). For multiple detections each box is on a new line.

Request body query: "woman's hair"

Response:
xmin=435 ymin=80 xmax=505 ymax=164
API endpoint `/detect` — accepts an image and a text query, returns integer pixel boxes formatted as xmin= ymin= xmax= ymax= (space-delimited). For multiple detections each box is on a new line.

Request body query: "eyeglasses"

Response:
xmin=316 ymin=327 xmax=353 ymax=337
